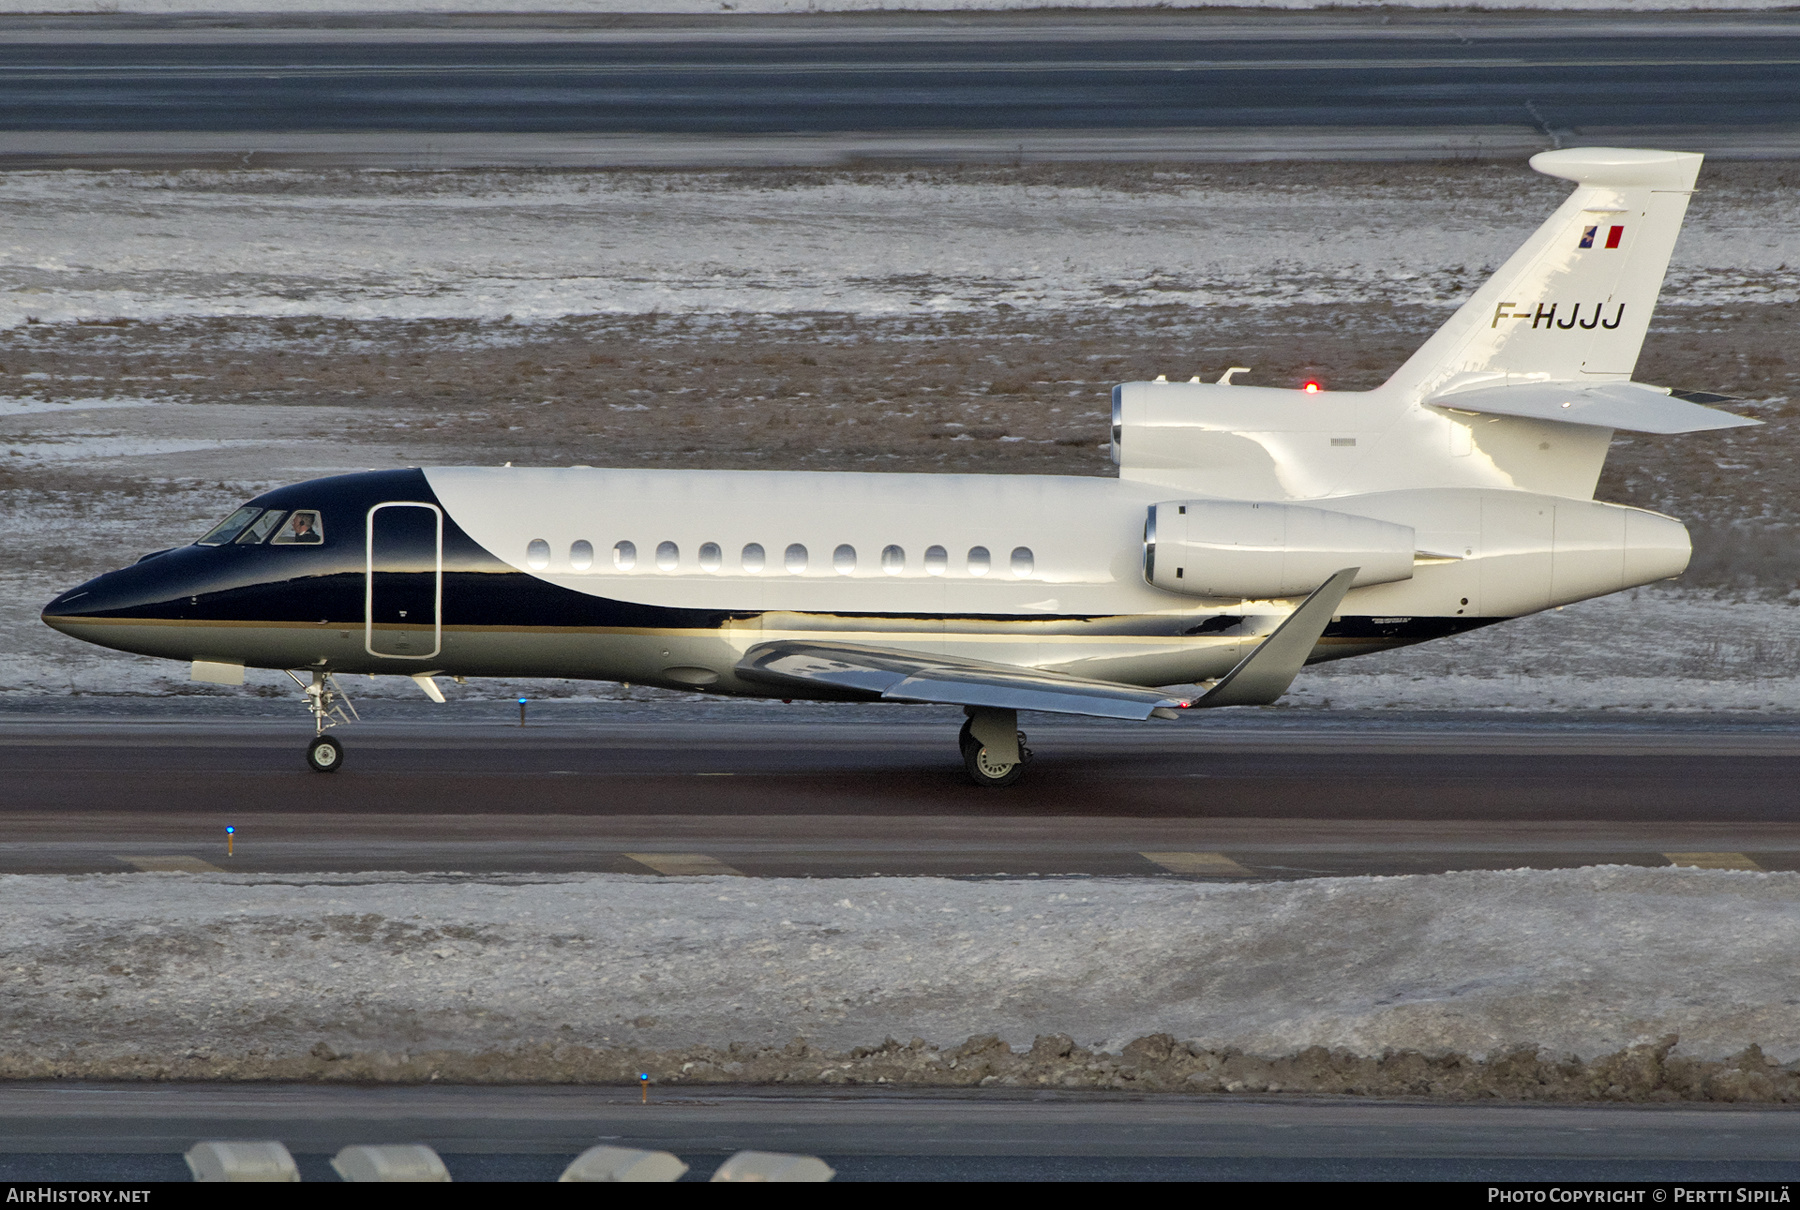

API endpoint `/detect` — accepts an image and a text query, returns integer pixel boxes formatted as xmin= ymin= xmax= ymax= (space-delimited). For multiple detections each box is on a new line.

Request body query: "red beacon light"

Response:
xmin=1303 ymin=381 xmax=1322 ymax=393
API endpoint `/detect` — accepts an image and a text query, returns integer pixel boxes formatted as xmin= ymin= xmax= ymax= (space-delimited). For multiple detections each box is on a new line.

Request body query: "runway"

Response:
xmin=6 ymin=708 xmax=1798 ymax=1179
xmin=0 ymin=1084 xmax=1798 ymax=1182
xmin=5 ymin=12 xmax=1800 ymax=164
xmin=4 ymin=709 xmax=1797 ymax=879
xmin=8 ymin=16 xmax=1800 ymax=135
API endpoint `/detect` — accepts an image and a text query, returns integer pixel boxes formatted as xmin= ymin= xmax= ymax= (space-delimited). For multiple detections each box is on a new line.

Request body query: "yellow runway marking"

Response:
xmin=1663 ymin=852 xmax=1763 ymax=871
xmin=624 ymin=853 xmax=744 ymax=876
xmin=1141 ymin=851 xmax=1254 ymax=877
xmin=115 ymin=855 xmax=225 ymax=873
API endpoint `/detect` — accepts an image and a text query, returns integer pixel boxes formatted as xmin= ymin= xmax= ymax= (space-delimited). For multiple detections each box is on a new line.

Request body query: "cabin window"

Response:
xmin=784 ymin=543 xmax=808 ymax=574
xmin=613 ymin=540 xmax=637 ymax=571
xmin=235 ymin=510 xmax=287 ymax=544
xmin=526 ymin=538 xmax=551 ymax=570
xmin=924 ymin=545 xmax=948 ymax=576
xmin=656 ymin=541 xmax=679 ymax=571
xmin=881 ymin=545 xmax=905 ymax=575
xmin=742 ymin=543 xmax=765 ymax=573
xmin=196 ymin=505 xmax=262 ymax=546
xmin=967 ymin=546 xmax=991 ymax=576
xmin=699 ymin=542 xmax=722 ymax=572
xmin=1011 ymin=547 xmax=1034 ymax=578
xmin=833 ymin=544 xmax=856 ymax=575
xmin=270 ymin=510 xmax=324 ymax=545
xmin=570 ymin=539 xmax=594 ymax=571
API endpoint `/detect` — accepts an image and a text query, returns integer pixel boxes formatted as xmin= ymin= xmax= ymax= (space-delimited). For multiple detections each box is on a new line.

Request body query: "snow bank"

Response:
xmin=1289 ymin=589 xmax=1800 ymax=713
xmin=3 ymin=168 xmax=1795 ymax=329
xmin=5 ymin=866 xmax=1798 ymax=1070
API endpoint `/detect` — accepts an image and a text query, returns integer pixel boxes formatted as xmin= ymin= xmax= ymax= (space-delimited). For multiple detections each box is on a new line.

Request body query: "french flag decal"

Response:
xmin=1580 ymin=224 xmax=1626 ymax=250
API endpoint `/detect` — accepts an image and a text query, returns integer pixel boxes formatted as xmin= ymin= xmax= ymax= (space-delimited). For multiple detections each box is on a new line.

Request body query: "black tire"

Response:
xmin=306 ymin=734 xmax=344 ymax=773
xmin=963 ymin=737 xmax=1024 ymax=788
xmin=958 ymin=718 xmax=976 ymax=756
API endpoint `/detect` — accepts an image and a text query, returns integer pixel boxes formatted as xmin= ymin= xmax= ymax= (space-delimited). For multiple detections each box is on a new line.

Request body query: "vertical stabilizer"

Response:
xmin=1385 ymin=148 xmax=1701 ymax=398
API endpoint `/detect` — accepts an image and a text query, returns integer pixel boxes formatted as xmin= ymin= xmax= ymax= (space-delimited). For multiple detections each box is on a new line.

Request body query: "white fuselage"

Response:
xmin=423 ymin=462 xmax=1689 ymax=691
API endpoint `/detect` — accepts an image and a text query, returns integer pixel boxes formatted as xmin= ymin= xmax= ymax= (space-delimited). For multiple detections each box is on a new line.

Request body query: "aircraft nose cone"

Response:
xmin=42 ymin=582 xmax=101 ymax=629
xmin=40 ymin=551 xmax=182 ymax=636
xmin=40 ymin=550 xmax=212 ymax=662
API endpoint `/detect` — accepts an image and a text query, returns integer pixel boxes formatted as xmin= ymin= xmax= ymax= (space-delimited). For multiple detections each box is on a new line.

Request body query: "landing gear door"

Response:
xmin=365 ymin=502 xmax=443 ymax=660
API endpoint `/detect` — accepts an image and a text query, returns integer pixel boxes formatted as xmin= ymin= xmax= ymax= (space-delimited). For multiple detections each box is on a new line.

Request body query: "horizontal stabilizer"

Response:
xmin=1194 ymin=567 xmax=1359 ymax=708
xmin=1429 ymin=380 xmax=1760 ymax=434
xmin=737 ymin=640 xmax=1190 ymax=720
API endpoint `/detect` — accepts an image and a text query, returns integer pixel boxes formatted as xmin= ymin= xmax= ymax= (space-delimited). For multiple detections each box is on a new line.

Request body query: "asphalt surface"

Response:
xmin=3 ymin=708 xmax=1797 ymax=878
xmin=0 ymin=1084 xmax=1796 ymax=1182
xmin=6 ymin=707 xmax=1798 ymax=1181
xmin=4 ymin=12 xmax=1800 ymax=157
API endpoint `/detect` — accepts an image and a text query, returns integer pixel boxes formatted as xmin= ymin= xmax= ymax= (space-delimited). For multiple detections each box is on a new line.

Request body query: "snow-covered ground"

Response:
xmin=3 ymin=168 xmax=1796 ymax=331
xmin=3 ymin=866 xmax=1795 ymax=1066
xmin=1292 ymin=589 xmax=1800 ymax=712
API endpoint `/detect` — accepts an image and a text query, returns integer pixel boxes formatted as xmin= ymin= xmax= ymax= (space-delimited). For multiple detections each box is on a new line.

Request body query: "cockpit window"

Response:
xmin=270 ymin=510 xmax=324 ymax=545
xmin=234 ymin=510 xmax=287 ymax=544
xmin=196 ymin=506 xmax=262 ymax=547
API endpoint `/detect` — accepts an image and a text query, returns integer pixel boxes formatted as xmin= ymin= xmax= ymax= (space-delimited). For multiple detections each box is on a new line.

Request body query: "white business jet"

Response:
xmin=41 ymin=147 xmax=1756 ymax=785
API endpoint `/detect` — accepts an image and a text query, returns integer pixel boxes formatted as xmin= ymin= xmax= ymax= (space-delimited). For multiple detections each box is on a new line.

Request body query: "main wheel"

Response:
xmin=963 ymin=738 xmax=1024 ymax=788
xmin=959 ymin=722 xmax=1029 ymax=754
xmin=306 ymin=734 xmax=344 ymax=773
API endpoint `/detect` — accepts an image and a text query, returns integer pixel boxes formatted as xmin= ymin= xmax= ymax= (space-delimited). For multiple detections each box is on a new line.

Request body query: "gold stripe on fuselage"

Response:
xmin=47 ymin=615 xmax=1277 ymax=646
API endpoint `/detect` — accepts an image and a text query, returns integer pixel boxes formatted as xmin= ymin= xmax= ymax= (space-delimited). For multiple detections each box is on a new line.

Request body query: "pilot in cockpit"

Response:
xmin=274 ymin=510 xmax=323 ymax=545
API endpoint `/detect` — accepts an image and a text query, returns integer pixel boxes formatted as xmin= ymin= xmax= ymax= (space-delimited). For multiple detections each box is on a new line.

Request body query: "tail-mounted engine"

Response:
xmin=1144 ymin=499 xmax=1415 ymax=599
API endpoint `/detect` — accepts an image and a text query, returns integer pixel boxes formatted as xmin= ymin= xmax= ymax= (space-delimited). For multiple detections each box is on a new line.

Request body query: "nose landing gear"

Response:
xmin=286 ymin=669 xmax=358 ymax=773
xmin=307 ymin=734 xmax=344 ymax=773
xmin=959 ymin=706 xmax=1032 ymax=788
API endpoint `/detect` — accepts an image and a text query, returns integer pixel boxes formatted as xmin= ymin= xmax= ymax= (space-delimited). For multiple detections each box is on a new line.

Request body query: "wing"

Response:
xmin=736 ymin=567 xmax=1361 ymax=720
xmin=736 ymin=641 xmax=1192 ymax=720
xmin=1190 ymin=566 xmax=1358 ymax=706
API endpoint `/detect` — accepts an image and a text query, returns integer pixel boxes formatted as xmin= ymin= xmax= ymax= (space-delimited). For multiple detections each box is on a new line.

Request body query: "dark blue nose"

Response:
xmin=43 ymin=547 xmax=190 ymax=623
xmin=43 ymin=551 xmax=185 ymax=655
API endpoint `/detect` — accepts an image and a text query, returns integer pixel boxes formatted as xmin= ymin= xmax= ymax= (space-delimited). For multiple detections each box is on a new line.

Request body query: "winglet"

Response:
xmin=1193 ymin=568 xmax=1358 ymax=708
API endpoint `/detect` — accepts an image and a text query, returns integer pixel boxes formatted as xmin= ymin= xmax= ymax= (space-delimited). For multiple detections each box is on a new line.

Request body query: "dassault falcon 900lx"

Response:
xmin=42 ymin=148 xmax=1758 ymax=786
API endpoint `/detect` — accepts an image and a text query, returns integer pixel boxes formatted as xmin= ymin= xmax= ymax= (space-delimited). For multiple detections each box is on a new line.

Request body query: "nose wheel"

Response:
xmin=287 ymin=668 xmax=359 ymax=773
xmin=306 ymin=734 xmax=344 ymax=773
xmin=958 ymin=708 xmax=1032 ymax=788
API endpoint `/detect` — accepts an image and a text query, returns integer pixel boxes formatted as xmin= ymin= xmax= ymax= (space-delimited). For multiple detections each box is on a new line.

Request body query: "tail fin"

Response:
xmin=1385 ymin=147 xmax=1701 ymax=398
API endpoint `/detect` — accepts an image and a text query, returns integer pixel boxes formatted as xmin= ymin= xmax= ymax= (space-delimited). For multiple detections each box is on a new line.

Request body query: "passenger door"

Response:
xmin=364 ymin=502 xmax=443 ymax=660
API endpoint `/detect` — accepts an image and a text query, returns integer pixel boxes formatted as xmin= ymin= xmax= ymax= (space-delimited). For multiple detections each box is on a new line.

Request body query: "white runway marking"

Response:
xmin=113 ymin=855 xmax=225 ymax=873
xmin=1141 ymin=851 xmax=1254 ymax=877
xmin=1664 ymin=852 xmax=1764 ymax=871
xmin=624 ymin=853 xmax=744 ymax=876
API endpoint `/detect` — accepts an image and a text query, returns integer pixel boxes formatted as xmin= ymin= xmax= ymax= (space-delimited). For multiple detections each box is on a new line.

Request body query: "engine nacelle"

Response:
xmin=1145 ymin=500 xmax=1416 ymax=599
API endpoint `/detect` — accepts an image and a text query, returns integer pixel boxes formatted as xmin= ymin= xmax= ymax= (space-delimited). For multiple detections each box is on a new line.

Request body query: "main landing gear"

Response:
xmin=959 ymin=706 xmax=1033 ymax=788
xmin=287 ymin=668 xmax=358 ymax=773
